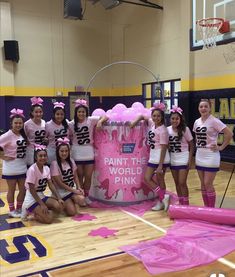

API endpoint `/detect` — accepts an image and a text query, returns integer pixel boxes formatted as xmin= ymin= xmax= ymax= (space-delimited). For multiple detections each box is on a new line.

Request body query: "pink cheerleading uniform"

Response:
xmin=69 ymin=116 xmax=100 ymax=162
xmin=23 ymin=163 xmax=51 ymax=211
xmin=50 ymin=159 xmax=77 ymax=200
xmin=167 ymin=126 xmax=193 ymax=169
xmin=45 ymin=120 xmax=70 ymax=164
xmin=24 ymin=119 xmax=46 ymax=165
xmin=0 ymin=130 xmax=27 ymax=177
xmin=193 ymin=115 xmax=226 ymax=171
xmin=147 ymin=121 xmax=170 ymax=167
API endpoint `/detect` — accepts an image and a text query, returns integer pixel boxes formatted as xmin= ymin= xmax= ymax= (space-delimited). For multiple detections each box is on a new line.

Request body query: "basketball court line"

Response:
xmin=18 ymin=251 xmax=125 ymax=277
xmin=121 ymin=209 xmax=235 ymax=269
xmin=1 ymin=190 xmax=235 ymax=274
xmin=217 ymin=257 xmax=235 ymax=269
xmin=40 ymin=272 xmax=49 ymax=277
xmin=121 ymin=209 xmax=167 ymax=233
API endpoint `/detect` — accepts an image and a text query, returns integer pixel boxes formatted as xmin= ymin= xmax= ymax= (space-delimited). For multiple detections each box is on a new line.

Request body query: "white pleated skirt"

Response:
xmin=195 ymin=148 xmax=220 ymax=172
xmin=148 ymin=148 xmax=170 ymax=165
xmin=71 ymin=144 xmax=94 ymax=162
xmin=170 ymin=151 xmax=189 ymax=169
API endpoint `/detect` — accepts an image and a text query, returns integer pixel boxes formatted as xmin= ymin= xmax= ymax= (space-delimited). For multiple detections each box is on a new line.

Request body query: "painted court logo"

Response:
xmin=210 ymin=274 xmax=225 ymax=277
xmin=0 ymin=233 xmax=52 ymax=266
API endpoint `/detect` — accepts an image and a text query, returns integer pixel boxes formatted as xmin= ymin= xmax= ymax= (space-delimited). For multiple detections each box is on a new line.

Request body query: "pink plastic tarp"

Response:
xmin=168 ymin=204 xmax=235 ymax=225
xmin=120 ymin=220 xmax=235 ymax=275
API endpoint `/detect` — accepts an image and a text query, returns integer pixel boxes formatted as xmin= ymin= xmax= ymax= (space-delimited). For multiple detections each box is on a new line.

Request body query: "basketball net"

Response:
xmin=197 ymin=18 xmax=224 ymax=49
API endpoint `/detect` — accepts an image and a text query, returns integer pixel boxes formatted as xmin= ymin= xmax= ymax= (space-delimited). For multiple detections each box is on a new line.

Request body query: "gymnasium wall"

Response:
xmin=107 ymin=0 xmax=182 ymax=90
xmin=0 ymin=0 xmax=110 ymax=97
xmin=1 ymin=0 xmax=234 ymax=96
xmin=108 ymin=0 xmax=235 ymax=91
xmin=0 ymin=0 xmax=178 ymax=129
xmin=87 ymin=0 xmax=234 ymax=164
xmin=0 ymin=0 xmax=235 ymax=152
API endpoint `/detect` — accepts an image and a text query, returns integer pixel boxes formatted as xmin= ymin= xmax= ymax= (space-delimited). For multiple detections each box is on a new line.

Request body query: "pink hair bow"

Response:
xmin=34 ymin=144 xmax=47 ymax=151
xmin=10 ymin=108 xmax=25 ymax=118
xmin=151 ymin=102 xmax=166 ymax=111
xmin=31 ymin=97 xmax=44 ymax=106
xmin=57 ymin=137 xmax=70 ymax=146
xmin=75 ymin=99 xmax=88 ymax=108
xmin=170 ymin=105 xmax=183 ymax=115
xmin=53 ymin=102 xmax=65 ymax=109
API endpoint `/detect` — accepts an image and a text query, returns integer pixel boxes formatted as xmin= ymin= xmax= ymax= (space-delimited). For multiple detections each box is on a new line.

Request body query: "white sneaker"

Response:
xmin=151 ymin=201 xmax=164 ymax=211
xmin=15 ymin=208 xmax=22 ymax=215
xmin=9 ymin=210 xmax=21 ymax=218
xmin=20 ymin=205 xmax=28 ymax=221
xmin=162 ymin=194 xmax=170 ymax=211
xmin=85 ymin=197 xmax=92 ymax=205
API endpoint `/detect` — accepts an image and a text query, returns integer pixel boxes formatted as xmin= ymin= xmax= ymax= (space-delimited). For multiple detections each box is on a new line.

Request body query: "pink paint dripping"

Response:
xmin=90 ymin=123 xmax=156 ymax=204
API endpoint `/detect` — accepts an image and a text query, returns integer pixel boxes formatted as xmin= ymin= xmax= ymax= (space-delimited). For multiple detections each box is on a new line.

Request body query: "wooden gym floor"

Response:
xmin=0 ymin=162 xmax=234 ymax=277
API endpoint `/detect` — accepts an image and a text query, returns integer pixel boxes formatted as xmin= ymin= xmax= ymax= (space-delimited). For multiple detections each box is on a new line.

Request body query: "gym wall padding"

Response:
xmin=0 ymin=95 xmax=142 ymax=131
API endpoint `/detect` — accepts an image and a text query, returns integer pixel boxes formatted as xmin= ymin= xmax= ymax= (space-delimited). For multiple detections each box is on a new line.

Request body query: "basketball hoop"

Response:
xmin=196 ymin=18 xmax=229 ymax=49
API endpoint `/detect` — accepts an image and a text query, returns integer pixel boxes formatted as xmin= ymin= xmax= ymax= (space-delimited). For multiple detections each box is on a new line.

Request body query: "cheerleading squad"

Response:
xmin=0 ymin=97 xmax=232 ymax=223
xmin=131 ymin=99 xmax=232 ymax=211
xmin=0 ymin=97 xmax=108 ymax=223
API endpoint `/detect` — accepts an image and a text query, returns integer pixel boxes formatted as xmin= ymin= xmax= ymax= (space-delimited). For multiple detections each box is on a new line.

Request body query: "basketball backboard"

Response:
xmin=191 ymin=0 xmax=235 ymax=50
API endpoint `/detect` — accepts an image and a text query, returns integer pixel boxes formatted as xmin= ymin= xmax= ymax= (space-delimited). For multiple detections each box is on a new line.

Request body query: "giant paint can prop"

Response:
xmin=90 ymin=122 xmax=154 ymax=205
xmin=168 ymin=205 xmax=235 ymax=225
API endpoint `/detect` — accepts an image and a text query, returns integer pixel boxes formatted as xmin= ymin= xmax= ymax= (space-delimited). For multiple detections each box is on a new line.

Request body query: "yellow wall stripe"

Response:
xmin=0 ymin=87 xmax=73 ymax=97
xmin=1 ymin=74 xmax=234 ymax=97
xmin=181 ymin=74 xmax=235 ymax=91
xmin=0 ymin=86 xmax=142 ymax=97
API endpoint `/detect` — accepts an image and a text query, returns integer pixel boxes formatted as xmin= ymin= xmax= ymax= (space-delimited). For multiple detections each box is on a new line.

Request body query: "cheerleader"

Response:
xmin=45 ymin=102 xmax=70 ymax=164
xmin=24 ymin=97 xmax=46 ymax=166
xmin=0 ymin=109 xmax=27 ymax=217
xmin=193 ymin=99 xmax=232 ymax=207
xmin=22 ymin=145 xmax=64 ymax=223
xmin=50 ymin=137 xmax=86 ymax=216
xmin=167 ymin=106 xmax=194 ymax=205
xmin=69 ymin=99 xmax=108 ymax=202
xmin=131 ymin=102 xmax=170 ymax=211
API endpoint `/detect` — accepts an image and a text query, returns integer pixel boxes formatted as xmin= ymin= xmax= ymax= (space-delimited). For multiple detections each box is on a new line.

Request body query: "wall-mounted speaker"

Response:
xmin=64 ymin=0 xmax=83 ymax=20
xmin=4 ymin=40 xmax=19 ymax=63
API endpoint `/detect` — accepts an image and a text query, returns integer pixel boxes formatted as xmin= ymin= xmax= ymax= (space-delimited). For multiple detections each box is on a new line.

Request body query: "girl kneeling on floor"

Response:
xmin=50 ymin=137 xmax=86 ymax=216
xmin=22 ymin=145 xmax=64 ymax=223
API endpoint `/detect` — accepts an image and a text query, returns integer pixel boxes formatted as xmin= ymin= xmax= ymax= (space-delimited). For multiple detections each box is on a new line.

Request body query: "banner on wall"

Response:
xmin=180 ymin=89 xmax=235 ymax=163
